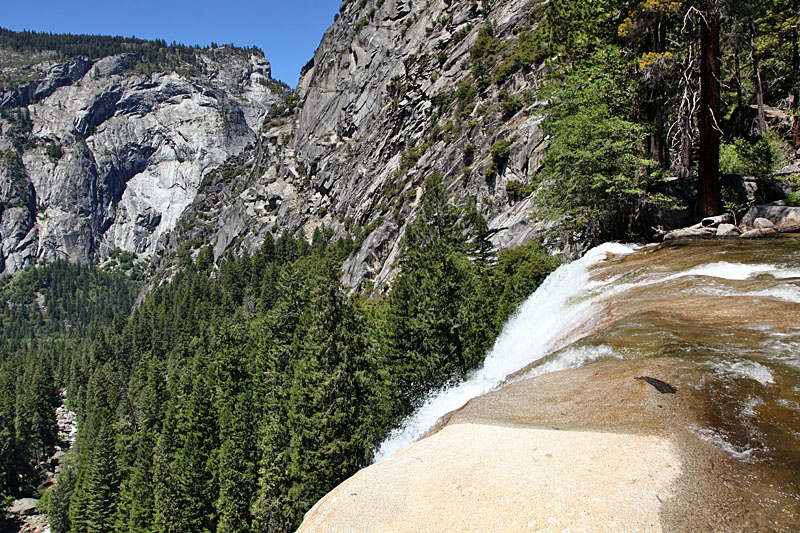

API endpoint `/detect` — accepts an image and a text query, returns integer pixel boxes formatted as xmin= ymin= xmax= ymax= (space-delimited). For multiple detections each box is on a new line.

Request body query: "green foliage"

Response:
xmin=499 ymin=89 xmax=523 ymax=119
xmin=1 ymin=108 xmax=34 ymax=150
xmin=392 ymin=140 xmax=430 ymax=180
xmin=506 ymin=179 xmax=534 ymax=202
xmin=46 ymin=142 xmax=64 ymax=164
xmin=490 ymin=139 xmax=511 ymax=167
xmin=721 ymin=185 xmax=747 ymax=225
xmin=1 ymin=149 xmax=31 ymax=208
xmin=386 ymin=173 xmax=484 ymax=408
xmin=485 ymin=160 xmax=497 ymax=181
xmin=785 ymin=174 xmax=800 ymax=206
xmin=5 ymin=196 xmax=559 ymax=533
xmin=384 ymin=173 xmax=559 ymax=416
xmin=537 ymin=0 xmax=797 ymax=228
xmin=491 ymin=240 xmax=561 ymax=328
xmin=48 ymin=454 xmax=77 ymax=532
xmin=451 ymin=24 xmax=473 ymax=46
xmin=455 ymin=79 xmax=477 ymax=118
xmin=0 ymin=260 xmax=140 ymax=350
xmin=542 ymin=0 xmax=625 ymax=62
xmin=493 ymin=26 xmax=544 ymax=84
xmin=471 ymin=23 xmax=502 ymax=89
xmin=0 ymin=352 xmax=59 ymax=499
xmin=719 ymin=131 xmax=785 ymax=179
xmin=537 ymin=46 xmax=658 ymax=242
xmin=462 ymin=143 xmax=475 ymax=164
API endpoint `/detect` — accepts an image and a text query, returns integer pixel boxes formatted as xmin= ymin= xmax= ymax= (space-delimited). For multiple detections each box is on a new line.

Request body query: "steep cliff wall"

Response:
xmin=156 ymin=0 xmax=560 ymax=290
xmin=0 ymin=47 xmax=286 ymax=274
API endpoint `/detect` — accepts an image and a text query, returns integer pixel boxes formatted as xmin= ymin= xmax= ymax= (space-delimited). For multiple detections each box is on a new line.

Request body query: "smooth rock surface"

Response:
xmin=301 ymin=424 xmax=680 ymax=532
xmin=700 ymin=213 xmax=733 ymax=227
xmin=10 ymin=498 xmax=38 ymax=516
xmin=753 ymin=217 xmax=775 ymax=229
xmin=663 ymin=224 xmax=716 ymax=240
xmin=301 ymin=358 xmax=795 ymax=531
xmin=740 ymin=227 xmax=779 ymax=238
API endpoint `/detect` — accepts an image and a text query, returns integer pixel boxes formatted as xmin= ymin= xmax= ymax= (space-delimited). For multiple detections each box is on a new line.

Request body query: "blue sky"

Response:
xmin=2 ymin=0 xmax=342 ymax=86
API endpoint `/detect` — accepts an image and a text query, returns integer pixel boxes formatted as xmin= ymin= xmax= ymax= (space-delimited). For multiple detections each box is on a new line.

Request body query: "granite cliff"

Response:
xmin=0 ymin=42 xmax=286 ymax=274
xmin=3 ymin=0 xmax=795 ymax=289
xmin=153 ymin=0 xmax=560 ymax=290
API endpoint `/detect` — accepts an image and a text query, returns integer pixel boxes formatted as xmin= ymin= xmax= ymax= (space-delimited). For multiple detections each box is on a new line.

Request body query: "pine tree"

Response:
xmin=697 ymin=0 xmax=722 ymax=218
xmin=283 ymin=256 xmax=373 ymax=525
xmin=48 ymin=454 xmax=77 ymax=533
xmin=386 ymin=173 xmax=488 ymax=413
xmin=81 ymin=426 xmax=120 ymax=533
xmin=173 ymin=347 xmax=219 ymax=533
xmin=212 ymin=321 xmax=256 ymax=533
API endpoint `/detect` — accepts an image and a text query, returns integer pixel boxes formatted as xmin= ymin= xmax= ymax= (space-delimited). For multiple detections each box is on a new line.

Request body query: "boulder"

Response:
xmin=740 ymin=205 xmax=800 ymax=229
xmin=715 ymin=223 xmax=740 ymax=237
xmin=663 ymin=224 xmax=716 ymax=240
xmin=753 ymin=217 xmax=775 ymax=229
xmin=51 ymin=450 xmax=67 ymax=465
xmin=9 ymin=498 xmax=38 ymax=516
xmin=740 ymin=227 xmax=779 ymax=238
xmin=777 ymin=223 xmax=800 ymax=233
xmin=700 ymin=213 xmax=733 ymax=227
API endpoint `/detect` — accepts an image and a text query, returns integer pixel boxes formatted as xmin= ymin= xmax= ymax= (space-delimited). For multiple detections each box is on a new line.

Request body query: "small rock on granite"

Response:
xmin=716 ymin=223 xmax=740 ymax=237
xmin=10 ymin=498 xmax=38 ymax=516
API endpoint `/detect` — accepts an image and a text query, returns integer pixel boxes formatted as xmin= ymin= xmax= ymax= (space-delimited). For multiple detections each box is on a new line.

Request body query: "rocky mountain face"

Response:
xmin=155 ymin=0 xmax=561 ymax=291
xmin=0 ymin=47 xmax=285 ymax=274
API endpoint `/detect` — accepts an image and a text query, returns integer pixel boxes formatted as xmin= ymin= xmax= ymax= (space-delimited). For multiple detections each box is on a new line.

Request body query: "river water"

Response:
xmin=375 ymin=238 xmax=800 ymax=481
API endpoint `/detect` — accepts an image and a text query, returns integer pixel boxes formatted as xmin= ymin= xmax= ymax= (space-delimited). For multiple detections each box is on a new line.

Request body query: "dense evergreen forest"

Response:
xmin=0 ymin=26 xmax=264 ymax=83
xmin=0 ymin=262 xmax=140 ymax=513
xmin=1 ymin=176 xmax=558 ymax=531
xmin=0 ymin=261 xmax=140 ymax=350
xmin=0 ymin=26 xmax=262 ymax=61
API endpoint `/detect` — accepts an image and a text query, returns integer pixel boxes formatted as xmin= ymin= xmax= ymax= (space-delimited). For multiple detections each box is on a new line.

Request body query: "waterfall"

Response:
xmin=374 ymin=242 xmax=640 ymax=462
xmin=374 ymin=238 xmax=800 ymax=463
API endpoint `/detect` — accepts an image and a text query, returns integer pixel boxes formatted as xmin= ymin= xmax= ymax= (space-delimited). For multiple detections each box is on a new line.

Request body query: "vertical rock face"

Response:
xmin=157 ymin=0 xmax=561 ymax=290
xmin=0 ymin=48 xmax=286 ymax=274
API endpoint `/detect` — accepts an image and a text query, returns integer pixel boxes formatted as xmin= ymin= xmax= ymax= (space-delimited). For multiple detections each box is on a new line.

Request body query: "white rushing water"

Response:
xmin=374 ymin=242 xmax=639 ymax=462
xmin=374 ymin=240 xmax=800 ymax=463
xmin=374 ymin=239 xmax=800 ymax=463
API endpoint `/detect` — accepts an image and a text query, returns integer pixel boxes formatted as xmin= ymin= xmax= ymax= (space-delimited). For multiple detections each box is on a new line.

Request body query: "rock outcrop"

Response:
xmin=152 ymin=0 xmax=563 ymax=290
xmin=663 ymin=204 xmax=800 ymax=241
xmin=740 ymin=204 xmax=800 ymax=231
xmin=0 ymin=47 xmax=286 ymax=274
xmin=9 ymin=499 xmax=38 ymax=516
